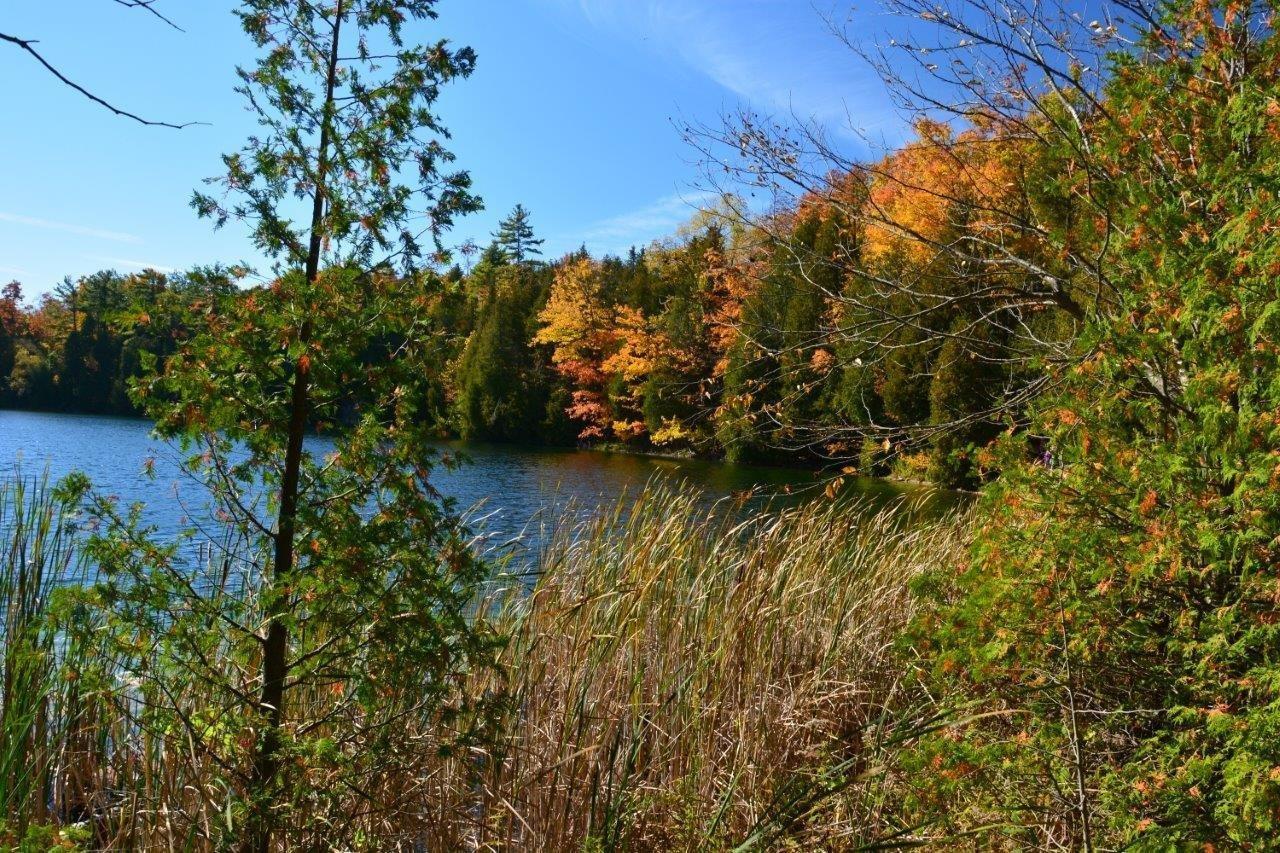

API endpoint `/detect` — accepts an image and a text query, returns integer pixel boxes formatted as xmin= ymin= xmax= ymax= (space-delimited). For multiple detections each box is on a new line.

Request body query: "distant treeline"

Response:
xmin=0 ymin=270 xmax=239 ymax=416
xmin=1 ymin=194 xmax=1028 ymax=488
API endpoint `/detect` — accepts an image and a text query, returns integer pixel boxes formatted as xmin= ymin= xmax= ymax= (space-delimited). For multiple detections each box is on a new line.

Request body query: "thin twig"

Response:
xmin=0 ymin=31 xmax=200 ymax=128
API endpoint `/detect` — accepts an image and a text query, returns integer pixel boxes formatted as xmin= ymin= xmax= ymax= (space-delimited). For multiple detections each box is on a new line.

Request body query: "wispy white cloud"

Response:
xmin=549 ymin=0 xmax=886 ymax=130
xmin=573 ymin=190 xmax=718 ymax=253
xmin=0 ymin=265 xmax=30 ymax=278
xmin=88 ymin=255 xmax=176 ymax=273
xmin=0 ymin=211 xmax=142 ymax=244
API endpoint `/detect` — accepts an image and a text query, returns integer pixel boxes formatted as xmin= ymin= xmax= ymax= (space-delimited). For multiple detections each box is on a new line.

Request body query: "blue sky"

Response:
xmin=0 ymin=1 xmax=902 ymax=295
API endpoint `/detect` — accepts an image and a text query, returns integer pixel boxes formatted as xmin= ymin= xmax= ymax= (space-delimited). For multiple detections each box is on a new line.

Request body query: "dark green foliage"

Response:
xmin=0 ymin=268 xmax=239 ymax=415
xmin=493 ymin=203 xmax=545 ymax=264
xmin=540 ymin=384 xmax=578 ymax=444
xmin=719 ymin=210 xmax=848 ymax=463
xmin=71 ymin=2 xmax=502 ymax=847
xmin=0 ymin=284 xmax=21 ymax=404
xmin=454 ymin=271 xmax=554 ymax=441
xmin=925 ymin=321 xmax=1007 ymax=489
xmin=60 ymin=315 xmax=120 ymax=414
xmin=452 ymin=214 xmax=568 ymax=445
xmin=901 ymin=1 xmax=1280 ymax=845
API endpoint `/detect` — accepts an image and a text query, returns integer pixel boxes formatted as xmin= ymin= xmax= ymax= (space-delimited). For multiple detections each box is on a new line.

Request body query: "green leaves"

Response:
xmin=202 ymin=1 xmax=480 ymax=279
xmin=899 ymin=1 xmax=1280 ymax=845
xmin=71 ymin=3 xmax=505 ymax=846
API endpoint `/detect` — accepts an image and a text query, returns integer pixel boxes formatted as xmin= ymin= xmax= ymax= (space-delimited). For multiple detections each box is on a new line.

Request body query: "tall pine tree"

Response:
xmin=493 ymin=203 xmax=544 ymax=263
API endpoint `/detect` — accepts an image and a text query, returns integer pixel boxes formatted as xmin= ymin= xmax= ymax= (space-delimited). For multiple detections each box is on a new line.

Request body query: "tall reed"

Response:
xmin=0 ymin=475 xmax=85 ymax=842
xmin=0 ymin=476 xmax=967 ymax=850
xmin=423 ymin=484 xmax=971 ymax=851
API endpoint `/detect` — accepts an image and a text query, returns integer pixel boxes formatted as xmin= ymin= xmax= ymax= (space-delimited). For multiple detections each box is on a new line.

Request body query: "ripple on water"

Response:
xmin=0 ymin=410 xmax=962 ymax=558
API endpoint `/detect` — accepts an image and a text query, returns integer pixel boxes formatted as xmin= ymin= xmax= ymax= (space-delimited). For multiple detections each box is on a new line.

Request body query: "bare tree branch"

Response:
xmin=1 ymin=1 xmax=199 ymax=128
xmin=112 ymin=0 xmax=185 ymax=31
xmin=672 ymin=0 xmax=1171 ymax=466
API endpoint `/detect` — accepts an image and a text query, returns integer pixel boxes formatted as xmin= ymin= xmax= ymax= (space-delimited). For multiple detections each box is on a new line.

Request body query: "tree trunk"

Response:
xmin=245 ymin=6 xmax=343 ymax=850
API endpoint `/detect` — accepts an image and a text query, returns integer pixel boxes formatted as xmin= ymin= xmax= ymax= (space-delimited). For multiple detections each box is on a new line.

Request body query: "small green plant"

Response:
xmin=0 ymin=818 xmax=90 ymax=852
xmin=0 ymin=475 xmax=81 ymax=838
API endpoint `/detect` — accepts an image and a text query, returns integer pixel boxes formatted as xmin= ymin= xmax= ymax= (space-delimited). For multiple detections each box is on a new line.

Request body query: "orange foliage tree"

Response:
xmin=534 ymin=258 xmax=620 ymax=439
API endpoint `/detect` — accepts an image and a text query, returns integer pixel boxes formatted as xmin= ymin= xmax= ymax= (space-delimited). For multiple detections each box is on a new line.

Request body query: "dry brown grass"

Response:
xmin=425 ymin=484 xmax=970 ymax=851
xmin=2 ymin=479 xmax=968 ymax=850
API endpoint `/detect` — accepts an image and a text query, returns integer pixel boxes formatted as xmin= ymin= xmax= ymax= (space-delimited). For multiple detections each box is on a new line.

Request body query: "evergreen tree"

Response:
xmin=455 ymin=272 xmax=544 ymax=440
xmin=478 ymin=240 xmax=509 ymax=271
xmin=776 ymin=210 xmax=841 ymax=437
xmin=83 ymin=2 xmax=500 ymax=848
xmin=61 ymin=314 xmax=121 ymax=414
xmin=906 ymin=0 xmax=1280 ymax=844
xmin=0 ymin=283 xmax=20 ymax=403
xmin=493 ymin=203 xmax=544 ymax=263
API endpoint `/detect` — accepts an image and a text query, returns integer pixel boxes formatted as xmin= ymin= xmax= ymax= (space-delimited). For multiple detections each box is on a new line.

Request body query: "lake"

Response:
xmin=0 ymin=410 xmax=959 ymax=559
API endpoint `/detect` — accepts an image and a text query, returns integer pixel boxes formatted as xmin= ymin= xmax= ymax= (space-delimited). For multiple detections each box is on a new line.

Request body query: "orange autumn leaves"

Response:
xmin=533 ymin=259 xmax=614 ymax=440
xmin=861 ymin=118 xmax=1031 ymax=265
xmin=535 ymin=258 xmax=692 ymax=442
xmin=534 ymin=118 xmax=1035 ymax=447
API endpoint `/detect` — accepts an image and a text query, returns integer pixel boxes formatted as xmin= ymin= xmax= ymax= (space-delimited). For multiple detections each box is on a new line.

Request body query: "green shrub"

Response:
xmin=901 ymin=3 xmax=1280 ymax=845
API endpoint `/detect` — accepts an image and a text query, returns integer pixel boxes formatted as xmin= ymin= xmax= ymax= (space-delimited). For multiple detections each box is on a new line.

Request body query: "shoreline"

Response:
xmin=0 ymin=406 xmax=967 ymax=495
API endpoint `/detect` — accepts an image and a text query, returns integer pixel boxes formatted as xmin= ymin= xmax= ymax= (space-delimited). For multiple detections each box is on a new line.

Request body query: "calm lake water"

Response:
xmin=0 ymin=410 xmax=958 ymax=558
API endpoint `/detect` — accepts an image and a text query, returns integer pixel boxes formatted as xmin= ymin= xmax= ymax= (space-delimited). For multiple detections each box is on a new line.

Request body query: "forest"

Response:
xmin=4 ymin=0 xmax=1280 ymax=848
xmin=2 ymin=166 xmax=1037 ymax=490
